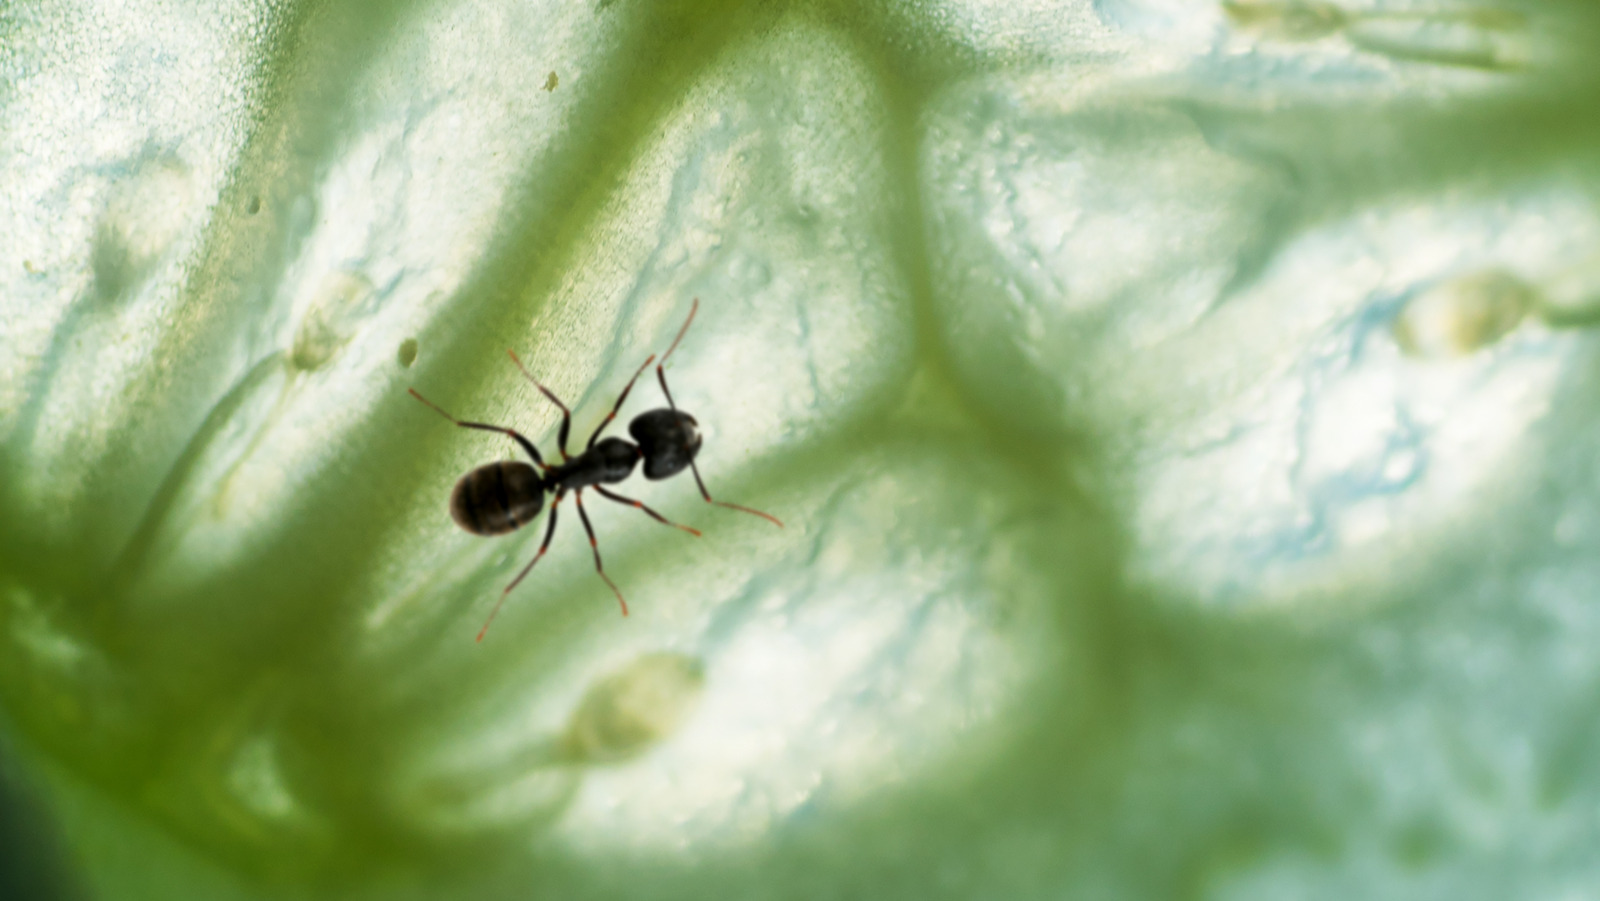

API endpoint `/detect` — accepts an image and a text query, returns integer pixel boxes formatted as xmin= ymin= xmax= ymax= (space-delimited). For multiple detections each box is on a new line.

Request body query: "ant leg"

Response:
xmin=593 ymin=485 xmax=701 ymax=536
xmin=586 ymin=353 xmax=656 ymax=449
xmin=688 ymin=460 xmax=784 ymax=528
xmin=654 ymin=297 xmax=698 ymax=411
xmin=574 ymin=490 xmax=629 ymax=616
xmin=409 ymin=388 xmax=546 ymax=469
xmin=507 ymin=350 xmax=572 ymax=460
xmin=478 ymin=490 xmax=565 ymax=642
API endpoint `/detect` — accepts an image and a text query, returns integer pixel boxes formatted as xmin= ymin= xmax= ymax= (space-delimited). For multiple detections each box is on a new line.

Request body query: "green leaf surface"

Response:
xmin=3 ymin=0 xmax=1600 ymax=898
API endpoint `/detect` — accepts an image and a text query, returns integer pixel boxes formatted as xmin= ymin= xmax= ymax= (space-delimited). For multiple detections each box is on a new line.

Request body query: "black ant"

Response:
xmin=408 ymin=299 xmax=782 ymax=640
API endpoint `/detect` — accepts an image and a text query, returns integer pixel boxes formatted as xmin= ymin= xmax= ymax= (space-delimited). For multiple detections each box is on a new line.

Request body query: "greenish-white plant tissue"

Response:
xmin=2 ymin=0 xmax=1600 ymax=898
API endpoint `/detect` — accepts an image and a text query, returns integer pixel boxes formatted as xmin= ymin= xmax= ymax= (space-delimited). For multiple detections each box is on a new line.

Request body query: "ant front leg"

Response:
xmin=587 ymin=354 xmax=656 ymax=449
xmin=508 ymin=350 xmax=572 ymax=460
xmin=408 ymin=389 xmax=547 ymax=470
xmin=574 ymin=490 xmax=628 ymax=616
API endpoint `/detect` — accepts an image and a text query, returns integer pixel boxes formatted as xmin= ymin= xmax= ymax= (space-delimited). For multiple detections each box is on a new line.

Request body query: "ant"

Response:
xmin=409 ymin=299 xmax=782 ymax=640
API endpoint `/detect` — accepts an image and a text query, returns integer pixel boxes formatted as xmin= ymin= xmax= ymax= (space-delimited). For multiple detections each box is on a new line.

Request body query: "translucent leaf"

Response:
xmin=4 ymin=0 xmax=1600 ymax=899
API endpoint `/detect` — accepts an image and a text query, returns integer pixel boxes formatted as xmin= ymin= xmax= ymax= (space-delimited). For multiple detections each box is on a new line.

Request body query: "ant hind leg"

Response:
xmin=507 ymin=350 xmax=574 ymax=460
xmin=409 ymin=388 xmax=546 ymax=469
xmin=478 ymin=490 xmax=565 ymax=642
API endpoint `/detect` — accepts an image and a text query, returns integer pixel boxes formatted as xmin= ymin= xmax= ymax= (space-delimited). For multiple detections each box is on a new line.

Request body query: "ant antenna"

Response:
xmin=655 ymin=297 xmax=698 ymax=411
xmin=689 ymin=461 xmax=784 ymax=527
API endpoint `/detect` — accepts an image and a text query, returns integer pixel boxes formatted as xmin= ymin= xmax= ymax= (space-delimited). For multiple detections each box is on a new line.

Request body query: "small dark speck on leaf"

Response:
xmin=544 ymin=71 xmax=559 ymax=92
xmin=398 ymin=337 xmax=419 ymax=368
xmin=246 ymin=195 xmax=261 ymax=215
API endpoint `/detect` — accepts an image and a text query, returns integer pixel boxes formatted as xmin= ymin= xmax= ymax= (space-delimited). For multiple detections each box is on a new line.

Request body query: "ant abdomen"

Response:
xmin=629 ymin=409 xmax=702 ymax=479
xmin=451 ymin=461 xmax=546 ymax=536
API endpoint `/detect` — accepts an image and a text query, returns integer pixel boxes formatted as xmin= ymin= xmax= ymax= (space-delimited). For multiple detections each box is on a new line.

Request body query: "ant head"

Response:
xmin=628 ymin=408 xmax=702 ymax=480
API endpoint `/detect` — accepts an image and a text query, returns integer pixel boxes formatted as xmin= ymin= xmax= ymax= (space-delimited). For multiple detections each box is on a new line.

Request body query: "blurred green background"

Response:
xmin=4 ymin=0 xmax=1600 ymax=898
